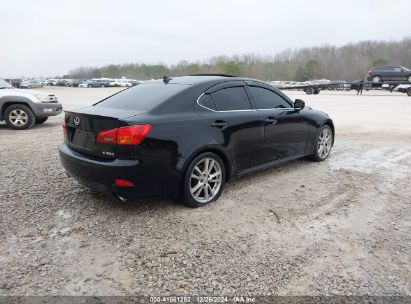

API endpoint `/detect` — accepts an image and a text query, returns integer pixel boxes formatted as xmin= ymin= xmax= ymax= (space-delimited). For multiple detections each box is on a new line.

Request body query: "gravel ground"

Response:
xmin=0 ymin=88 xmax=410 ymax=296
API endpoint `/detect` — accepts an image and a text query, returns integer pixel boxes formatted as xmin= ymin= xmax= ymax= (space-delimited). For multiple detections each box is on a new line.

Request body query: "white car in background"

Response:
xmin=109 ymin=79 xmax=132 ymax=87
xmin=78 ymin=81 xmax=90 ymax=88
xmin=119 ymin=80 xmax=132 ymax=87
xmin=109 ymin=79 xmax=122 ymax=87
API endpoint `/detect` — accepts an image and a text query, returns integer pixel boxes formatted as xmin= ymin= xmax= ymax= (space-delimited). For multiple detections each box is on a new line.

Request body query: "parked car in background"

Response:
xmin=70 ymin=79 xmax=83 ymax=87
xmin=0 ymin=78 xmax=62 ymax=129
xmin=55 ymin=79 xmax=69 ymax=86
xmin=87 ymin=79 xmax=111 ymax=87
xmin=4 ymin=79 xmax=22 ymax=88
xmin=109 ymin=79 xmax=123 ymax=87
xmin=119 ymin=80 xmax=132 ymax=87
xmin=59 ymin=75 xmax=334 ymax=207
xmin=79 ymin=80 xmax=90 ymax=88
xmin=20 ymin=80 xmax=43 ymax=89
xmin=367 ymin=66 xmax=411 ymax=83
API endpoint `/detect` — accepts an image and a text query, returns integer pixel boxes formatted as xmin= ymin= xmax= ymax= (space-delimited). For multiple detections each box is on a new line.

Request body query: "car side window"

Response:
xmin=248 ymin=86 xmax=291 ymax=109
xmin=212 ymin=87 xmax=252 ymax=111
xmin=198 ymin=93 xmax=217 ymax=111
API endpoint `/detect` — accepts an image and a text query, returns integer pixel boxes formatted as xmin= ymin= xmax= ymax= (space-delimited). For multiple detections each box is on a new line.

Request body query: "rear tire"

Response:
xmin=306 ymin=87 xmax=314 ymax=94
xmin=35 ymin=117 xmax=48 ymax=124
xmin=179 ymin=152 xmax=225 ymax=207
xmin=372 ymin=76 xmax=381 ymax=83
xmin=407 ymin=88 xmax=411 ymax=97
xmin=4 ymin=104 xmax=35 ymax=130
xmin=309 ymin=125 xmax=333 ymax=162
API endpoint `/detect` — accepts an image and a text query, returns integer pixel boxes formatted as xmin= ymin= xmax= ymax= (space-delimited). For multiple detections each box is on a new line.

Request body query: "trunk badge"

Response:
xmin=73 ymin=116 xmax=80 ymax=126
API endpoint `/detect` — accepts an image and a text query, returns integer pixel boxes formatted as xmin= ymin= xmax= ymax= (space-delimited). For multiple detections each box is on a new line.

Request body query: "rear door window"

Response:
xmin=212 ymin=87 xmax=252 ymax=111
xmin=198 ymin=94 xmax=217 ymax=110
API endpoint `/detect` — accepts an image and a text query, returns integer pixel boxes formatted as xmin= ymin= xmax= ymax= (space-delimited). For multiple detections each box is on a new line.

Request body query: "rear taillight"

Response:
xmin=62 ymin=119 xmax=67 ymax=134
xmin=368 ymin=69 xmax=372 ymax=75
xmin=96 ymin=124 xmax=151 ymax=145
xmin=96 ymin=129 xmax=117 ymax=144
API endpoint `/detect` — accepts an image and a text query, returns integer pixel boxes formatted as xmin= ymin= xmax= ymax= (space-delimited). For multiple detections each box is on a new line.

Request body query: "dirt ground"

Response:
xmin=0 ymin=87 xmax=410 ymax=296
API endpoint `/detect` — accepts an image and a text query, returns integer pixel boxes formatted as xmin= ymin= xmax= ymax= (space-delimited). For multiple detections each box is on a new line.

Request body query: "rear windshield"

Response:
xmin=95 ymin=82 xmax=188 ymax=111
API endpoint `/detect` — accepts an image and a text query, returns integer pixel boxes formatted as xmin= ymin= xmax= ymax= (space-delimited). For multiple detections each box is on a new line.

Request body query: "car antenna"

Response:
xmin=163 ymin=76 xmax=172 ymax=84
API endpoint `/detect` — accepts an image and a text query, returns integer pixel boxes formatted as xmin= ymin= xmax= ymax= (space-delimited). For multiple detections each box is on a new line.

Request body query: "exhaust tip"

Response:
xmin=115 ymin=194 xmax=127 ymax=202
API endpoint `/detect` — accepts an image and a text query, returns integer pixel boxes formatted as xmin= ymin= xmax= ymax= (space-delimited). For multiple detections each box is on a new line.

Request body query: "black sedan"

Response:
xmin=59 ymin=75 xmax=334 ymax=207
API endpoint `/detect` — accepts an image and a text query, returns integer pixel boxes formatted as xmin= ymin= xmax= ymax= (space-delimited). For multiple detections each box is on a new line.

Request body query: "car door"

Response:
xmin=246 ymin=82 xmax=308 ymax=162
xmin=392 ymin=67 xmax=405 ymax=81
xmin=196 ymin=81 xmax=265 ymax=172
xmin=384 ymin=67 xmax=397 ymax=81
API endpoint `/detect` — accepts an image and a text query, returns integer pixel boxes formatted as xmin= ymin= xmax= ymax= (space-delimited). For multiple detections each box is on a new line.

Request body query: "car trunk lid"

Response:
xmin=64 ymin=106 xmax=144 ymax=159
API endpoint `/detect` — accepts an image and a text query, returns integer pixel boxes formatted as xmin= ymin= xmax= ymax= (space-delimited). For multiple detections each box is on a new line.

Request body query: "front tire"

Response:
xmin=4 ymin=104 xmax=35 ymax=130
xmin=180 ymin=152 xmax=225 ymax=207
xmin=309 ymin=125 xmax=333 ymax=162
xmin=35 ymin=117 xmax=48 ymax=124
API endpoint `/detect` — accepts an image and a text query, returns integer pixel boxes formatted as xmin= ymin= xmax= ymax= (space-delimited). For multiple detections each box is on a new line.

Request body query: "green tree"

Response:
xmin=102 ymin=64 xmax=120 ymax=78
xmin=186 ymin=64 xmax=200 ymax=74
xmin=217 ymin=61 xmax=241 ymax=76
xmin=294 ymin=66 xmax=304 ymax=81
xmin=297 ymin=60 xmax=325 ymax=81
xmin=371 ymin=58 xmax=389 ymax=67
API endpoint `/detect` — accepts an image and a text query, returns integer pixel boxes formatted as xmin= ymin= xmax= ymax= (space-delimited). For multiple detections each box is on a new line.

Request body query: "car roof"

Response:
xmin=373 ymin=65 xmax=401 ymax=69
xmin=148 ymin=75 xmax=264 ymax=86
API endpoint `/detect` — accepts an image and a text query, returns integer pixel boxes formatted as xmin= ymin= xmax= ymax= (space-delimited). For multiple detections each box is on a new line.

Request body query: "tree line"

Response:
xmin=66 ymin=38 xmax=411 ymax=81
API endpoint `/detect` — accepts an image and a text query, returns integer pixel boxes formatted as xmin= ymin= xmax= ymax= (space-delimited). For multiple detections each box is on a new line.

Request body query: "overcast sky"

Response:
xmin=1 ymin=0 xmax=410 ymax=77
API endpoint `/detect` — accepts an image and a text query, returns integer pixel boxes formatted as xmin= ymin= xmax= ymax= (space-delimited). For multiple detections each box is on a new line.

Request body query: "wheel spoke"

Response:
xmin=204 ymin=159 xmax=210 ymax=176
xmin=204 ymin=185 xmax=209 ymax=200
xmin=194 ymin=185 xmax=203 ymax=198
xmin=209 ymin=171 xmax=221 ymax=179
xmin=194 ymin=166 xmax=202 ymax=176
xmin=191 ymin=182 xmax=203 ymax=194
xmin=191 ymin=172 xmax=201 ymax=180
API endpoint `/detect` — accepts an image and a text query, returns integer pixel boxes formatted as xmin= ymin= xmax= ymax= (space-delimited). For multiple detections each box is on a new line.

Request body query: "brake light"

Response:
xmin=115 ymin=178 xmax=134 ymax=187
xmin=96 ymin=124 xmax=151 ymax=145
xmin=368 ymin=69 xmax=372 ymax=75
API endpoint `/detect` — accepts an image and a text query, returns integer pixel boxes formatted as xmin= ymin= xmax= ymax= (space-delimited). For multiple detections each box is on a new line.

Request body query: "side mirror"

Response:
xmin=294 ymin=99 xmax=305 ymax=110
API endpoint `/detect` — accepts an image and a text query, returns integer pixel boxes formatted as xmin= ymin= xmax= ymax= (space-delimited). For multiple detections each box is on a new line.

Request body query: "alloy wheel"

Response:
xmin=9 ymin=109 xmax=28 ymax=127
xmin=189 ymin=158 xmax=222 ymax=204
xmin=372 ymin=76 xmax=381 ymax=83
xmin=317 ymin=128 xmax=332 ymax=159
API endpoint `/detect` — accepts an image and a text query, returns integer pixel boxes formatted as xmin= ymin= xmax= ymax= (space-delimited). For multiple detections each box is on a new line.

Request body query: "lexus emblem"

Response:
xmin=73 ymin=116 xmax=80 ymax=126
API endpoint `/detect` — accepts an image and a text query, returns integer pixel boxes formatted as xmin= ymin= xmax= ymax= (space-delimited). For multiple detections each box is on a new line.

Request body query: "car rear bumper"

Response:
xmin=58 ymin=143 xmax=179 ymax=200
xmin=32 ymin=102 xmax=63 ymax=118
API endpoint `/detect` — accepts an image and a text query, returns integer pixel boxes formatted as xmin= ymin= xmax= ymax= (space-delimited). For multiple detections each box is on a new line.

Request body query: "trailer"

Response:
xmin=279 ymin=82 xmax=346 ymax=95
xmin=280 ymin=80 xmax=411 ymax=96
